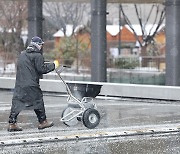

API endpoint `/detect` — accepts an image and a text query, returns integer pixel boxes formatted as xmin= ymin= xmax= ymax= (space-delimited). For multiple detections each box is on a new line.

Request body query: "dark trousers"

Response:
xmin=8 ymin=99 xmax=46 ymax=124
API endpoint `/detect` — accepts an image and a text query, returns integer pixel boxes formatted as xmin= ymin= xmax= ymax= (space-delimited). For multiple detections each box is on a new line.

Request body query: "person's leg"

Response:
xmin=34 ymin=108 xmax=46 ymax=124
xmin=8 ymin=100 xmax=23 ymax=131
xmin=34 ymin=101 xmax=54 ymax=129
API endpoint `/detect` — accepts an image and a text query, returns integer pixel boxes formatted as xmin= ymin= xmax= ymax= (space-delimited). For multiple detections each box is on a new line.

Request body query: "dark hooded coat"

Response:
xmin=12 ymin=44 xmax=55 ymax=110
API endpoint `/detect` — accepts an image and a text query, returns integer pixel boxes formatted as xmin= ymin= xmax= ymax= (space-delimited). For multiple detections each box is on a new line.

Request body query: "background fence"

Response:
xmin=0 ymin=56 xmax=165 ymax=85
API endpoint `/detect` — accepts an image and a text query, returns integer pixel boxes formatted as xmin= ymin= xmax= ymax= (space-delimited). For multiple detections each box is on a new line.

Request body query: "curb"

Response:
xmin=1 ymin=124 xmax=180 ymax=146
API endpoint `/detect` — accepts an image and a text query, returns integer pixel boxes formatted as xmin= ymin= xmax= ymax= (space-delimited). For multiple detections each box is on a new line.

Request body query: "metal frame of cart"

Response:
xmin=55 ymin=66 xmax=102 ymax=129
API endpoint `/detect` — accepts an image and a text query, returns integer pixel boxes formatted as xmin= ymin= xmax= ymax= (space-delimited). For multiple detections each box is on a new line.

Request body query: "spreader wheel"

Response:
xmin=61 ymin=107 xmax=79 ymax=126
xmin=82 ymin=108 xmax=100 ymax=129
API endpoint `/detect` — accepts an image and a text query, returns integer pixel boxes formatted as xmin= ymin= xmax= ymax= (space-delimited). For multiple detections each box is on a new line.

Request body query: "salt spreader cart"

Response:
xmin=55 ymin=66 xmax=102 ymax=129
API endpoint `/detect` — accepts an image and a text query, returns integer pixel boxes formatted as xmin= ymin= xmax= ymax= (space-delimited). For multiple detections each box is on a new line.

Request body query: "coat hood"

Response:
xmin=26 ymin=43 xmax=42 ymax=53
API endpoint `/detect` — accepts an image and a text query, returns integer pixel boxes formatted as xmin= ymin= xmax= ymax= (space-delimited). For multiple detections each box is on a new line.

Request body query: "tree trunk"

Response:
xmin=141 ymin=45 xmax=148 ymax=67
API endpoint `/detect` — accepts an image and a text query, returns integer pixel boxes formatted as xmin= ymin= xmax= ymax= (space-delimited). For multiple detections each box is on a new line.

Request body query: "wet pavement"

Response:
xmin=1 ymin=90 xmax=180 ymax=153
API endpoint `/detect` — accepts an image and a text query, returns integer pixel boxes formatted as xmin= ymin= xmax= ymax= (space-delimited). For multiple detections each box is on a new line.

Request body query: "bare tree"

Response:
xmin=0 ymin=0 xmax=27 ymax=72
xmin=43 ymin=2 xmax=89 ymax=72
xmin=43 ymin=2 xmax=88 ymax=36
xmin=120 ymin=4 xmax=165 ymax=55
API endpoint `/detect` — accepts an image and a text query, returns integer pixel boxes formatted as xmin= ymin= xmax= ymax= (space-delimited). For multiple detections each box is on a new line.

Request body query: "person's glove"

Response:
xmin=54 ymin=60 xmax=59 ymax=69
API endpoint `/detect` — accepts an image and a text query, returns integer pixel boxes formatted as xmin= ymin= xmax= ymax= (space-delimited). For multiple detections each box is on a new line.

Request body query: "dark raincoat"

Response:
xmin=12 ymin=44 xmax=55 ymax=110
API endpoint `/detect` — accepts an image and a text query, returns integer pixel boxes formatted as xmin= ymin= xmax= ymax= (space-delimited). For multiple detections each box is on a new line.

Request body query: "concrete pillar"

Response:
xmin=91 ymin=0 xmax=107 ymax=82
xmin=28 ymin=0 xmax=43 ymax=43
xmin=165 ymin=0 xmax=180 ymax=86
